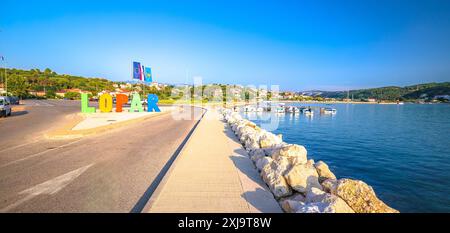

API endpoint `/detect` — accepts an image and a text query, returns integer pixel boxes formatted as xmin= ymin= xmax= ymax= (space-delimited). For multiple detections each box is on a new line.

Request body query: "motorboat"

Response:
xmin=303 ymin=108 xmax=314 ymax=116
xmin=286 ymin=106 xmax=295 ymax=113
xmin=276 ymin=106 xmax=285 ymax=113
xmin=243 ymin=106 xmax=256 ymax=112
xmin=322 ymin=108 xmax=337 ymax=114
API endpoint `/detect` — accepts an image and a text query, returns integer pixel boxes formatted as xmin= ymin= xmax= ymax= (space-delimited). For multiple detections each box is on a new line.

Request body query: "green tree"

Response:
xmin=8 ymin=75 xmax=29 ymax=98
xmin=64 ymin=92 xmax=81 ymax=100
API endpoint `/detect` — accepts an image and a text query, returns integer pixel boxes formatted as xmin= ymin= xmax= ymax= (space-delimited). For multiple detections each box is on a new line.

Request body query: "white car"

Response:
xmin=0 ymin=97 xmax=12 ymax=117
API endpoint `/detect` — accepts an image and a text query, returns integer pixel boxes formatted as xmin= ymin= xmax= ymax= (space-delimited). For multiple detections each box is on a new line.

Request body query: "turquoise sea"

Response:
xmin=242 ymin=103 xmax=450 ymax=213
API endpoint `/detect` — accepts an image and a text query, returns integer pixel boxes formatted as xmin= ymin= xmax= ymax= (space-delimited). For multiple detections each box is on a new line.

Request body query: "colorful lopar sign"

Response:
xmin=81 ymin=93 xmax=160 ymax=113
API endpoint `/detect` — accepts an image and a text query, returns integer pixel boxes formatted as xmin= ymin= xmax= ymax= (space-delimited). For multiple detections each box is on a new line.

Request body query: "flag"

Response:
xmin=133 ymin=62 xmax=142 ymax=80
xmin=144 ymin=67 xmax=152 ymax=82
xmin=140 ymin=65 xmax=145 ymax=81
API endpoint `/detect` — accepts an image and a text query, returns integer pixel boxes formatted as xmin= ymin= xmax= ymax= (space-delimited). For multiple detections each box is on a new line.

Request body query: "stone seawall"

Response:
xmin=221 ymin=109 xmax=399 ymax=213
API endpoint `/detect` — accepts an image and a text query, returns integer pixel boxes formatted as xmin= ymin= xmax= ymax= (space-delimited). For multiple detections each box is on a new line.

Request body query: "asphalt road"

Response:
xmin=0 ymin=99 xmax=200 ymax=212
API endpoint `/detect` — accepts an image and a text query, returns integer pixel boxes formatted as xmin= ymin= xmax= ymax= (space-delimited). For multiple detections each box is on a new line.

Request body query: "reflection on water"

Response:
xmin=242 ymin=103 xmax=450 ymax=213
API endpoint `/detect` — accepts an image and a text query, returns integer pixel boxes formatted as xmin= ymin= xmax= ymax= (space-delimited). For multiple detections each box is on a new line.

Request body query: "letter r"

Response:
xmin=147 ymin=94 xmax=161 ymax=112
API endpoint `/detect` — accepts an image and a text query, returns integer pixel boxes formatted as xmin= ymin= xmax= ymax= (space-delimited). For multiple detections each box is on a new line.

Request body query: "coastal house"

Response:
xmin=29 ymin=90 xmax=46 ymax=97
xmin=367 ymin=98 xmax=377 ymax=102
xmin=57 ymin=88 xmax=92 ymax=98
xmin=434 ymin=95 xmax=450 ymax=101
xmin=55 ymin=90 xmax=66 ymax=98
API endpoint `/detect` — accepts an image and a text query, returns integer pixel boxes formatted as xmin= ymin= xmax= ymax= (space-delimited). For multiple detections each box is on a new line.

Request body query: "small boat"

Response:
xmin=243 ymin=106 xmax=256 ymax=112
xmin=233 ymin=106 xmax=240 ymax=112
xmin=256 ymin=107 xmax=264 ymax=112
xmin=286 ymin=106 xmax=295 ymax=113
xmin=294 ymin=107 xmax=300 ymax=113
xmin=276 ymin=106 xmax=285 ymax=113
xmin=322 ymin=108 xmax=337 ymax=114
xmin=303 ymin=108 xmax=314 ymax=116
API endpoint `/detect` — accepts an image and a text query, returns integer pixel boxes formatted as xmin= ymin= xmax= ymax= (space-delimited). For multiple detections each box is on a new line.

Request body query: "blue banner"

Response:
xmin=144 ymin=67 xmax=152 ymax=82
xmin=133 ymin=62 xmax=142 ymax=80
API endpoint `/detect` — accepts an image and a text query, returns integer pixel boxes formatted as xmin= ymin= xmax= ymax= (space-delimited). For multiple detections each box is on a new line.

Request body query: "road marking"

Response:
xmin=0 ymin=140 xmax=42 ymax=154
xmin=0 ymin=163 xmax=94 ymax=212
xmin=24 ymin=100 xmax=54 ymax=107
xmin=0 ymin=139 xmax=82 ymax=168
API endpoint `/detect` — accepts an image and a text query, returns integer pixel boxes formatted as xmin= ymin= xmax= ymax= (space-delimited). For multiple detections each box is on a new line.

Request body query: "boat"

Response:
xmin=275 ymin=105 xmax=285 ymax=113
xmin=256 ymin=107 xmax=264 ymax=112
xmin=303 ymin=107 xmax=314 ymax=116
xmin=294 ymin=107 xmax=300 ymax=113
xmin=243 ymin=106 xmax=256 ymax=112
xmin=322 ymin=108 xmax=337 ymax=114
xmin=286 ymin=106 xmax=295 ymax=113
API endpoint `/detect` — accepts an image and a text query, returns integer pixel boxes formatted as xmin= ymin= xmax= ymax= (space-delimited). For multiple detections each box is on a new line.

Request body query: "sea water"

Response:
xmin=242 ymin=103 xmax=450 ymax=212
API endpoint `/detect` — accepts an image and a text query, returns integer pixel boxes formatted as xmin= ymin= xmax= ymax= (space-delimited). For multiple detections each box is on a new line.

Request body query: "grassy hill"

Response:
xmin=319 ymin=82 xmax=450 ymax=101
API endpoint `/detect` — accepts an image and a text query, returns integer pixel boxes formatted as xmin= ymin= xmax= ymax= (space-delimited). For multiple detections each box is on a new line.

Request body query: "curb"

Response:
xmin=137 ymin=106 xmax=208 ymax=213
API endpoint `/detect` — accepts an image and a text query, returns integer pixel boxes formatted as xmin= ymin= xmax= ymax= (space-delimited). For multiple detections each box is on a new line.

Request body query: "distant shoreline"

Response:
xmin=280 ymin=100 xmax=397 ymax=104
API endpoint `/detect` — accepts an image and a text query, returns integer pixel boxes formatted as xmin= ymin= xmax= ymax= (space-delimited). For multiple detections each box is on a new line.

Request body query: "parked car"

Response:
xmin=0 ymin=96 xmax=12 ymax=117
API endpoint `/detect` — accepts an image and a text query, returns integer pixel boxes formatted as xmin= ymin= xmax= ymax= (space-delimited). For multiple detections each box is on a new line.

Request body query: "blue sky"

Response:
xmin=1 ymin=0 xmax=450 ymax=91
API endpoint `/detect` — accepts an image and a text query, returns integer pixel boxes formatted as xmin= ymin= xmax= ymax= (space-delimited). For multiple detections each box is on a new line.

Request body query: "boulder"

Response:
xmin=279 ymin=193 xmax=306 ymax=213
xmin=255 ymin=156 xmax=272 ymax=172
xmin=314 ymin=161 xmax=336 ymax=183
xmin=306 ymin=159 xmax=315 ymax=167
xmin=295 ymin=202 xmax=330 ymax=213
xmin=305 ymin=187 xmax=354 ymax=213
xmin=259 ymin=132 xmax=283 ymax=148
xmin=271 ymin=156 xmax=292 ymax=176
xmin=326 ymin=178 xmax=399 ymax=213
xmin=270 ymin=144 xmax=308 ymax=166
xmin=321 ymin=179 xmax=337 ymax=193
xmin=284 ymin=163 xmax=322 ymax=193
xmin=260 ymin=161 xmax=292 ymax=198
xmin=250 ymin=149 xmax=266 ymax=163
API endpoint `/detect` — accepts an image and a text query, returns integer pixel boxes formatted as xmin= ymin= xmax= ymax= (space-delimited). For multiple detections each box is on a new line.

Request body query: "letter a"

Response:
xmin=129 ymin=93 xmax=144 ymax=112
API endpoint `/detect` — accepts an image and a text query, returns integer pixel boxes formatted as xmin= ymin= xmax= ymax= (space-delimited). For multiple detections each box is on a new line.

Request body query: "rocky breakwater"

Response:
xmin=221 ymin=109 xmax=399 ymax=213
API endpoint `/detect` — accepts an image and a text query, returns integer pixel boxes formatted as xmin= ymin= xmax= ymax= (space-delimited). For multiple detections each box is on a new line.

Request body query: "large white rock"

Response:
xmin=314 ymin=161 xmax=336 ymax=183
xmin=284 ymin=163 xmax=322 ymax=193
xmin=259 ymin=132 xmax=283 ymax=148
xmin=271 ymin=156 xmax=292 ymax=176
xmin=295 ymin=202 xmax=331 ymax=213
xmin=270 ymin=144 xmax=308 ymax=166
xmin=325 ymin=178 xmax=399 ymax=213
xmin=255 ymin=156 xmax=272 ymax=172
xmin=260 ymin=161 xmax=292 ymax=199
xmin=250 ymin=149 xmax=266 ymax=163
xmin=279 ymin=193 xmax=306 ymax=213
xmin=304 ymin=187 xmax=354 ymax=213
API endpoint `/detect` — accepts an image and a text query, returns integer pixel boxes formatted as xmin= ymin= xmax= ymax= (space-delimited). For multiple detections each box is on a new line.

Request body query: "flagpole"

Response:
xmin=2 ymin=57 xmax=6 ymax=96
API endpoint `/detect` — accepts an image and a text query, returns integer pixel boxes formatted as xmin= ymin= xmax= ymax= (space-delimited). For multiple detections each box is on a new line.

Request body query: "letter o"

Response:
xmin=99 ymin=93 xmax=113 ymax=113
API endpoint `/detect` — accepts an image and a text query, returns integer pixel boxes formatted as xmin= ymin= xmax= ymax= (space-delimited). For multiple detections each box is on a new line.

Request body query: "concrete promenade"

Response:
xmin=148 ymin=108 xmax=282 ymax=213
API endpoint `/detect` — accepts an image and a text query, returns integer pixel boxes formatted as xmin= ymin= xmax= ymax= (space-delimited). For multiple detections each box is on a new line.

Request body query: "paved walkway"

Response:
xmin=148 ymin=108 xmax=282 ymax=213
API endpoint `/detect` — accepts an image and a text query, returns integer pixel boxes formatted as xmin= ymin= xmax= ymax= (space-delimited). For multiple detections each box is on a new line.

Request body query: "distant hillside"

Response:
xmin=316 ymin=82 xmax=450 ymax=101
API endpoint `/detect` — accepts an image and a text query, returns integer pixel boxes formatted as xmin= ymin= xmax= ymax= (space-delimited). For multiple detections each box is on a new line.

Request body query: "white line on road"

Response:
xmin=0 ymin=139 xmax=83 ymax=168
xmin=0 ymin=139 xmax=41 ymax=154
xmin=0 ymin=163 xmax=94 ymax=212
